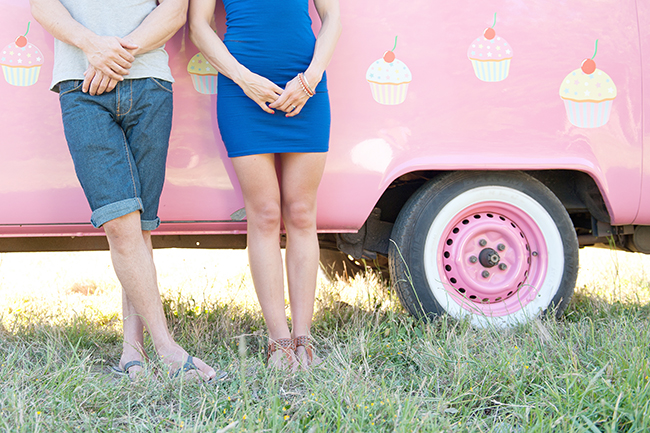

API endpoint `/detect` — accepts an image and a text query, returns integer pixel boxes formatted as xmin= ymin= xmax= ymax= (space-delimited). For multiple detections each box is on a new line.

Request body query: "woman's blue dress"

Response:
xmin=217 ymin=0 xmax=330 ymax=158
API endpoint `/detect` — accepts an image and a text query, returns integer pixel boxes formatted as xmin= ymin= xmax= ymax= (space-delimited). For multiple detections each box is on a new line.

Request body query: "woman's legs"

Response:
xmin=232 ymin=152 xmax=326 ymax=369
xmin=231 ymin=154 xmax=293 ymax=364
xmin=280 ymin=152 xmax=327 ymax=366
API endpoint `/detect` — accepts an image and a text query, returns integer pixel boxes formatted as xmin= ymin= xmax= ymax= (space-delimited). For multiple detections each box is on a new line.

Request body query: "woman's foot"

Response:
xmin=293 ymin=335 xmax=322 ymax=371
xmin=267 ymin=338 xmax=298 ymax=372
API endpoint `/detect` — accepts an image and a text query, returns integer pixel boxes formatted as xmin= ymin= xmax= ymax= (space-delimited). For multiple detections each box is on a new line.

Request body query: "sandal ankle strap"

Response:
xmin=293 ymin=335 xmax=314 ymax=363
xmin=267 ymin=338 xmax=294 ymax=363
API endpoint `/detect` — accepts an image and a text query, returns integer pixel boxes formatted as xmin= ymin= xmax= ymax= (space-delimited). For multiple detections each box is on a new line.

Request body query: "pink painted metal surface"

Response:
xmin=0 ymin=0 xmax=647 ymax=237
xmin=439 ymin=203 xmax=547 ymax=317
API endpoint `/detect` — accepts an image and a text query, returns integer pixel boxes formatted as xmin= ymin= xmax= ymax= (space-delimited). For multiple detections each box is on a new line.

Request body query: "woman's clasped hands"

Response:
xmin=269 ymin=74 xmax=313 ymax=117
xmin=241 ymin=70 xmax=314 ymax=117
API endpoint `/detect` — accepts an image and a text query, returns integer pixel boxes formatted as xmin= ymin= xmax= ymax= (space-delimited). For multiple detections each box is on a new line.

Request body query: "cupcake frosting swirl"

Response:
xmin=559 ymin=68 xmax=616 ymax=102
xmin=366 ymin=58 xmax=412 ymax=85
xmin=467 ymin=36 xmax=513 ymax=61
xmin=187 ymin=53 xmax=217 ymax=76
xmin=1 ymin=42 xmax=44 ymax=67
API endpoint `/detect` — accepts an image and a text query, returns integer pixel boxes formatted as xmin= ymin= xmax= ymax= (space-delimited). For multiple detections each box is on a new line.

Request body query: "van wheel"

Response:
xmin=319 ymin=248 xmax=390 ymax=283
xmin=388 ymin=171 xmax=578 ymax=327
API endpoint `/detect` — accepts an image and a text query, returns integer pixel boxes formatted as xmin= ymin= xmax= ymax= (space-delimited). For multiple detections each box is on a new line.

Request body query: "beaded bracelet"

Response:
xmin=298 ymin=73 xmax=314 ymax=97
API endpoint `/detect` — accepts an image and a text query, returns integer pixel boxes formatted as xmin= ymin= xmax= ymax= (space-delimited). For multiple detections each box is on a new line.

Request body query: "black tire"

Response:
xmin=389 ymin=171 xmax=578 ymax=327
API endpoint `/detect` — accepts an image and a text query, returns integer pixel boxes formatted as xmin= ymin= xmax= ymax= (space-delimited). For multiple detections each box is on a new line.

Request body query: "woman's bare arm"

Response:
xmin=270 ymin=0 xmax=341 ymax=116
xmin=305 ymin=0 xmax=342 ymax=89
xmin=188 ymin=0 xmax=284 ymax=113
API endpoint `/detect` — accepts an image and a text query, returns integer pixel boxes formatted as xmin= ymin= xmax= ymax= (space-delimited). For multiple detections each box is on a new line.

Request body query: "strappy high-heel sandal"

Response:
xmin=293 ymin=335 xmax=321 ymax=370
xmin=266 ymin=338 xmax=296 ymax=371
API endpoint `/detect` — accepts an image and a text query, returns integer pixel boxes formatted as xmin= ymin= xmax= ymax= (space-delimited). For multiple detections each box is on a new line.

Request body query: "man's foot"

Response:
xmin=117 ymin=345 xmax=146 ymax=381
xmin=159 ymin=345 xmax=220 ymax=382
xmin=170 ymin=356 xmax=228 ymax=382
xmin=112 ymin=360 xmax=145 ymax=381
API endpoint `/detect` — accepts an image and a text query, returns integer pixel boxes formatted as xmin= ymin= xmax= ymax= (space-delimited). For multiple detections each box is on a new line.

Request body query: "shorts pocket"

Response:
xmin=58 ymin=80 xmax=83 ymax=97
xmin=150 ymin=78 xmax=173 ymax=94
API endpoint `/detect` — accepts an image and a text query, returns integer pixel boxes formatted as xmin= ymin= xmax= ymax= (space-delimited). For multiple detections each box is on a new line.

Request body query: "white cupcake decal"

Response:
xmin=366 ymin=36 xmax=412 ymax=105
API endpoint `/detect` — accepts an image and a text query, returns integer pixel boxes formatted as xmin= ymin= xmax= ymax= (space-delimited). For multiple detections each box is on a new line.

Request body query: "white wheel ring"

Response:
xmin=423 ymin=186 xmax=564 ymax=327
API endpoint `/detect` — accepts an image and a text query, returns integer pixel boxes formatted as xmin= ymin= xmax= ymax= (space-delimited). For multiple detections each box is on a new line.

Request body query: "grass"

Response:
xmin=0 ymin=247 xmax=649 ymax=432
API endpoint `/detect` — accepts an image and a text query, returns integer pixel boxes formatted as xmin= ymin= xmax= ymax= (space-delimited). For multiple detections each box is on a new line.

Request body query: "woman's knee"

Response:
xmin=283 ymin=200 xmax=316 ymax=231
xmin=248 ymin=202 xmax=282 ymax=233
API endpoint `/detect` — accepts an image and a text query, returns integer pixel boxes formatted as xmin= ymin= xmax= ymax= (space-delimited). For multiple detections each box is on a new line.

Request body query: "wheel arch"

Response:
xmin=328 ymin=169 xmax=611 ymax=260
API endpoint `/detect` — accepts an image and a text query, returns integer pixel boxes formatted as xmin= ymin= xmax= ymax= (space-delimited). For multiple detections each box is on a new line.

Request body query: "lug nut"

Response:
xmin=499 ymin=263 xmax=507 ymax=270
xmin=479 ymin=239 xmax=487 ymax=247
xmin=532 ymin=251 xmax=538 ymax=257
xmin=469 ymin=256 xmax=478 ymax=263
xmin=497 ymin=244 xmax=505 ymax=251
xmin=481 ymin=270 xmax=490 ymax=278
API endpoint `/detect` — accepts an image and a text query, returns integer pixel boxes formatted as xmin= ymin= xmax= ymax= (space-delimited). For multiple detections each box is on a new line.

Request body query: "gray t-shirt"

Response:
xmin=51 ymin=0 xmax=174 ymax=91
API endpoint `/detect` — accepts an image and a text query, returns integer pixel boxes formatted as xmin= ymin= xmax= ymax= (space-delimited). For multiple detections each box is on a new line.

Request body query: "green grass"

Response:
xmin=0 ymin=248 xmax=649 ymax=432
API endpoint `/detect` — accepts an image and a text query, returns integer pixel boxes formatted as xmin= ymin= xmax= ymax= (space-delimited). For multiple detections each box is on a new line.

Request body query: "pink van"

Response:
xmin=1 ymin=0 xmax=649 ymax=327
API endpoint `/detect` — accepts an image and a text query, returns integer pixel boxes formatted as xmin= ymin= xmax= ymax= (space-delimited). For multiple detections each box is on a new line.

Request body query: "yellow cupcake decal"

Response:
xmin=559 ymin=40 xmax=616 ymax=128
xmin=187 ymin=52 xmax=218 ymax=94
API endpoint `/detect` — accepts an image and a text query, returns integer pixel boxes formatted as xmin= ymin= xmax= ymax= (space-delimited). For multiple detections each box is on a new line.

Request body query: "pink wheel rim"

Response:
xmin=437 ymin=201 xmax=548 ymax=316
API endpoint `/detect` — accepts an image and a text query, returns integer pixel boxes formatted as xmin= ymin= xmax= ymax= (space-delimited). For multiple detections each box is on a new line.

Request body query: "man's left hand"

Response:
xmin=83 ymin=66 xmax=119 ymax=95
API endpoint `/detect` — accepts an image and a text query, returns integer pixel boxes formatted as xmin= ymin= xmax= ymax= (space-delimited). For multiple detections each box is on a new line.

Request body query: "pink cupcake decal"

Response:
xmin=467 ymin=14 xmax=513 ymax=82
xmin=366 ymin=37 xmax=412 ymax=105
xmin=1 ymin=22 xmax=44 ymax=87
xmin=559 ymin=40 xmax=617 ymax=128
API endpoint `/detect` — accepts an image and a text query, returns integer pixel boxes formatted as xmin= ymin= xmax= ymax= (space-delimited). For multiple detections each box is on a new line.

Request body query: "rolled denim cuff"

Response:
xmin=141 ymin=217 xmax=161 ymax=231
xmin=90 ymin=197 xmax=144 ymax=228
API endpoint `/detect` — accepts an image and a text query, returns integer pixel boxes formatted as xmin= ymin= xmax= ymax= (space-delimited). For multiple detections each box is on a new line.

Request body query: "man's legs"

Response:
xmin=58 ymin=79 xmax=217 ymax=380
xmin=106 ymin=211 xmax=217 ymax=380
xmin=118 ymin=230 xmax=152 ymax=377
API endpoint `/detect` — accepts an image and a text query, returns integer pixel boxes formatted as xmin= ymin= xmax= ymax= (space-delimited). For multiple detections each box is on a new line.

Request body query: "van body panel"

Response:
xmin=0 ymin=0 xmax=646 ymax=238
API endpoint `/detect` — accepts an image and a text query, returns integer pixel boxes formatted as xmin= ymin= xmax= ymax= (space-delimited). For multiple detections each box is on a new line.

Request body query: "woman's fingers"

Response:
xmin=257 ymin=101 xmax=276 ymax=114
xmin=285 ymin=103 xmax=304 ymax=117
xmin=268 ymin=77 xmax=310 ymax=116
xmin=244 ymin=80 xmax=283 ymax=113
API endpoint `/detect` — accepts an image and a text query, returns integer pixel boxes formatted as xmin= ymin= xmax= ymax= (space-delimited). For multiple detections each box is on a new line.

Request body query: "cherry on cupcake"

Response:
xmin=15 ymin=35 xmax=27 ymax=48
xmin=483 ymin=13 xmax=497 ymax=40
xmin=581 ymin=59 xmax=596 ymax=74
xmin=15 ymin=22 xmax=31 ymax=48
xmin=383 ymin=36 xmax=398 ymax=63
xmin=581 ymin=39 xmax=599 ymax=74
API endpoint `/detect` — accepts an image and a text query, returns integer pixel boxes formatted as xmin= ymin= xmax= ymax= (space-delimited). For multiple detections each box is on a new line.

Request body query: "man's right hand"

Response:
xmin=82 ymin=36 xmax=139 ymax=81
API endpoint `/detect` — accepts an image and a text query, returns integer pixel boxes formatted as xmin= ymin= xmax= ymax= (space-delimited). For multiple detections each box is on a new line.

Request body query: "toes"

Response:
xmin=191 ymin=356 xmax=217 ymax=381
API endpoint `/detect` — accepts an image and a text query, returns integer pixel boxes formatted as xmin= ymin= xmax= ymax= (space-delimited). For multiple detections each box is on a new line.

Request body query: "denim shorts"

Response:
xmin=58 ymin=78 xmax=173 ymax=230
